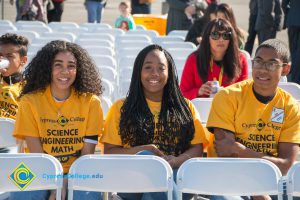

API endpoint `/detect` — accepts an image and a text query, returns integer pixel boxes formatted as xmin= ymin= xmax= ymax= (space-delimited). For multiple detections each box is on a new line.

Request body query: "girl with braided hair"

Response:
xmin=101 ymin=44 xmax=207 ymax=200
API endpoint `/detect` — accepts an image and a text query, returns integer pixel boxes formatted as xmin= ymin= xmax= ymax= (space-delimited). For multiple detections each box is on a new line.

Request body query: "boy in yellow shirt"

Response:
xmin=0 ymin=33 xmax=28 ymax=153
xmin=207 ymin=39 xmax=300 ymax=199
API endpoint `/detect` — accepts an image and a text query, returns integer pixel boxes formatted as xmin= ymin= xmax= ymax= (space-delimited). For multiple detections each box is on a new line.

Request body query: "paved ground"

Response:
xmin=1 ymin=0 xmax=288 ymax=51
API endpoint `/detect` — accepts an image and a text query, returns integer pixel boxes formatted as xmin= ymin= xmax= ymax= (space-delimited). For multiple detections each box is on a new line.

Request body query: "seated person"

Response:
xmin=101 ymin=44 xmax=208 ymax=200
xmin=12 ymin=40 xmax=103 ymax=200
xmin=207 ymin=39 xmax=300 ymax=199
xmin=180 ymin=19 xmax=248 ymax=100
xmin=0 ymin=33 xmax=28 ymax=153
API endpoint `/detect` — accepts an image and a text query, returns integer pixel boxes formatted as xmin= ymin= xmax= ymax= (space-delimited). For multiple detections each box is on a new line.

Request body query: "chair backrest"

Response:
xmin=167 ymin=30 xmax=188 ymax=38
xmin=68 ymin=155 xmax=173 ymax=200
xmin=126 ymin=29 xmax=159 ymax=38
xmin=286 ymin=162 xmax=300 ymax=200
xmin=78 ymin=33 xmax=114 ymax=43
xmin=92 ymin=55 xmax=117 ymax=70
xmin=48 ymin=22 xmax=79 ymax=31
xmin=76 ymin=39 xmax=114 ymax=48
xmin=191 ymin=98 xmax=213 ymax=124
xmin=80 ymin=23 xmax=112 ymax=31
xmin=93 ymin=28 xmax=125 ymax=37
xmin=167 ymin=48 xmax=194 ymax=60
xmin=177 ymin=158 xmax=282 ymax=200
xmin=153 ymin=36 xmax=185 ymax=45
xmin=8 ymin=30 xmax=39 ymax=43
xmin=84 ymin=46 xmax=114 ymax=57
xmin=161 ymin=41 xmax=196 ymax=50
xmin=0 ymin=118 xmax=16 ymax=148
xmin=41 ymin=32 xmax=76 ymax=42
xmin=101 ymin=96 xmax=113 ymax=118
xmin=115 ymin=34 xmax=152 ymax=43
xmin=0 ymin=153 xmax=63 ymax=199
xmin=278 ymin=82 xmax=300 ymax=100
xmin=17 ymin=25 xmax=52 ymax=34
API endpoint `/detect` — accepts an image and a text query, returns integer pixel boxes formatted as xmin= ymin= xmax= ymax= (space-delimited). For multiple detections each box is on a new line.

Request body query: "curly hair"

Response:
xmin=0 ymin=33 xmax=29 ymax=57
xmin=119 ymin=44 xmax=195 ymax=156
xmin=21 ymin=40 xmax=103 ymax=96
xmin=196 ymin=18 xmax=241 ymax=83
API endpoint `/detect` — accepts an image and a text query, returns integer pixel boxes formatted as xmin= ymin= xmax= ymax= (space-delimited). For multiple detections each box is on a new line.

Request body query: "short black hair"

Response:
xmin=0 ymin=33 xmax=29 ymax=57
xmin=255 ymin=39 xmax=290 ymax=63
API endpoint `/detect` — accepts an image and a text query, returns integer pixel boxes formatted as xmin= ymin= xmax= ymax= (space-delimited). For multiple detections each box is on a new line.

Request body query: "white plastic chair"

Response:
xmin=118 ymin=56 xmax=136 ymax=70
xmin=78 ymin=33 xmax=114 ymax=43
xmin=177 ymin=158 xmax=283 ymax=200
xmin=48 ymin=22 xmax=79 ymax=31
xmin=0 ymin=118 xmax=17 ymax=149
xmin=0 ymin=24 xmax=17 ymax=31
xmin=41 ymin=32 xmax=76 ymax=42
xmin=119 ymin=67 xmax=133 ymax=81
xmin=287 ymin=162 xmax=300 ymax=200
xmin=0 ymin=20 xmax=13 ymax=26
xmin=102 ymin=78 xmax=115 ymax=97
xmin=0 ymin=153 xmax=63 ymax=199
xmin=278 ymin=82 xmax=300 ymax=100
xmin=93 ymin=28 xmax=125 ymax=37
xmin=168 ymin=30 xmax=188 ymax=38
xmin=98 ymin=66 xmax=117 ymax=83
xmin=174 ymin=58 xmax=187 ymax=71
xmin=191 ymin=98 xmax=213 ymax=124
xmin=101 ymin=96 xmax=113 ymax=118
xmin=153 ymin=36 xmax=185 ymax=45
xmin=92 ymin=55 xmax=117 ymax=70
xmin=8 ymin=30 xmax=39 ymax=43
xmin=32 ymin=37 xmax=70 ymax=46
xmin=84 ymin=46 xmax=114 ymax=57
xmin=167 ymin=48 xmax=194 ymax=60
xmin=118 ymin=79 xmax=131 ymax=98
xmin=68 ymin=155 xmax=173 ymax=200
xmin=28 ymin=43 xmax=44 ymax=54
xmin=116 ymin=48 xmax=142 ymax=58
xmin=115 ymin=40 xmax=151 ymax=51
xmin=115 ymin=34 xmax=152 ymax=43
xmin=15 ymin=20 xmax=46 ymax=27
xmin=76 ymin=39 xmax=114 ymax=48
xmin=126 ymin=29 xmax=159 ymax=38
xmin=17 ymin=25 xmax=52 ymax=34
xmin=161 ymin=41 xmax=196 ymax=50
xmin=80 ymin=23 xmax=112 ymax=31
xmin=56 ymin=27 xmax=88 ymax=36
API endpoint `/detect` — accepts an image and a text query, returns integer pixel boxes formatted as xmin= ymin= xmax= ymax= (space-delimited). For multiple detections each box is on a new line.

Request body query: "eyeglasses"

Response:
xmin=252 ymin=59 xmax=287 ymax=71
xmin=210 ymin=31 xmax=232 ymax=40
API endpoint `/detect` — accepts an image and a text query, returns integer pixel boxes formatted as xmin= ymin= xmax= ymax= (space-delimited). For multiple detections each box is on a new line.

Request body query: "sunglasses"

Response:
xmin=210 ymin=31 xmax=232 ymax=40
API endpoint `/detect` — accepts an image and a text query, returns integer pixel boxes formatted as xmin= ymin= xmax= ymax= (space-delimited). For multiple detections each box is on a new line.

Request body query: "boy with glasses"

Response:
xmin=207 ymin=39 xmax=300 ymax=195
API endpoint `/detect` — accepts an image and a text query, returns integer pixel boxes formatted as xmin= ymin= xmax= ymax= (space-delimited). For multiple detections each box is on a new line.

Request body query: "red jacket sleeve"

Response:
xmin=236 ymin=52 xmax=249 ymax=82
xmin=180 ymin=53 xmax=201 ymax=100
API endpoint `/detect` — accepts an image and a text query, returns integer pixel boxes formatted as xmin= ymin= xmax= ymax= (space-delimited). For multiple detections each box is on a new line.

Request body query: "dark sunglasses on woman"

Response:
xmin=210 ymin=31 xmax=232 ymax=40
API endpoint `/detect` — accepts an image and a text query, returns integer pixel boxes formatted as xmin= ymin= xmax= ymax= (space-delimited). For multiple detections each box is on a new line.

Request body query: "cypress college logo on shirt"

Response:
xmin=40 ymin=116 xmax=85 ymax=126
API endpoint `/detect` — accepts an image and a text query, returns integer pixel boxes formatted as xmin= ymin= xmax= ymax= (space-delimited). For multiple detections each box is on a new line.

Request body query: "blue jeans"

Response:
xmin=10 ymin=190 xmax=102 ymax=200
xmin=118 ymin=150 xmax=193 ymax=200
xmin=85 ymin=1 xmax=104 ymax=23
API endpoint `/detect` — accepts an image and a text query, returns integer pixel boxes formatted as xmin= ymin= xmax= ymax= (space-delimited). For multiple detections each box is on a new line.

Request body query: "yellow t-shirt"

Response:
xmin=207 ymin=80 xmax=300 ymax=157
xmin=0 ymin=81 xmax=22 ymax=120
xmin=13 ymin=86 xmax=103 ymax=173
xmin=101 ymin=98 xmax=208 ymax=155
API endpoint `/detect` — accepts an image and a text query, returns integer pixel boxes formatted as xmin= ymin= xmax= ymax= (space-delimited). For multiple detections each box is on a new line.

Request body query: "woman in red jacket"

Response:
xmin=180 ymin=18 xmax=248 ymax=100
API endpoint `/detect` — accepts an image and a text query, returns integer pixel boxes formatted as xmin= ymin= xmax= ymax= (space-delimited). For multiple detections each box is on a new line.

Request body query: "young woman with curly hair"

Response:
xmin=101 ymin=44 xmax=207 ymax=200
xmin=12 ymin=40 xmax=103 ymax=200
xmin=180 ymin=18 xmax=248 ymax=100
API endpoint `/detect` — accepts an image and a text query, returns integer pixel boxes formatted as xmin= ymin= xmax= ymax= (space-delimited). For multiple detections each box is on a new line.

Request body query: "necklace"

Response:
xmin=52 ymin=96 xmax=69 ymax=117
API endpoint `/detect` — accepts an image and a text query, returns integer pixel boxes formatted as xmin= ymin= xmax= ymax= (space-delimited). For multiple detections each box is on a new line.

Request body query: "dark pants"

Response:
xmin=131 ymin=3 xmax=151 ymax=14
xmin=257 ymin=28 xmax=277 ymax=44
xmin=288 ymin=26 xmax=300 ymax=84
xmin=47 ymin=1 xmax=64 ymax=22
xmin=244 ymin=14 xmax=257 ymax=56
